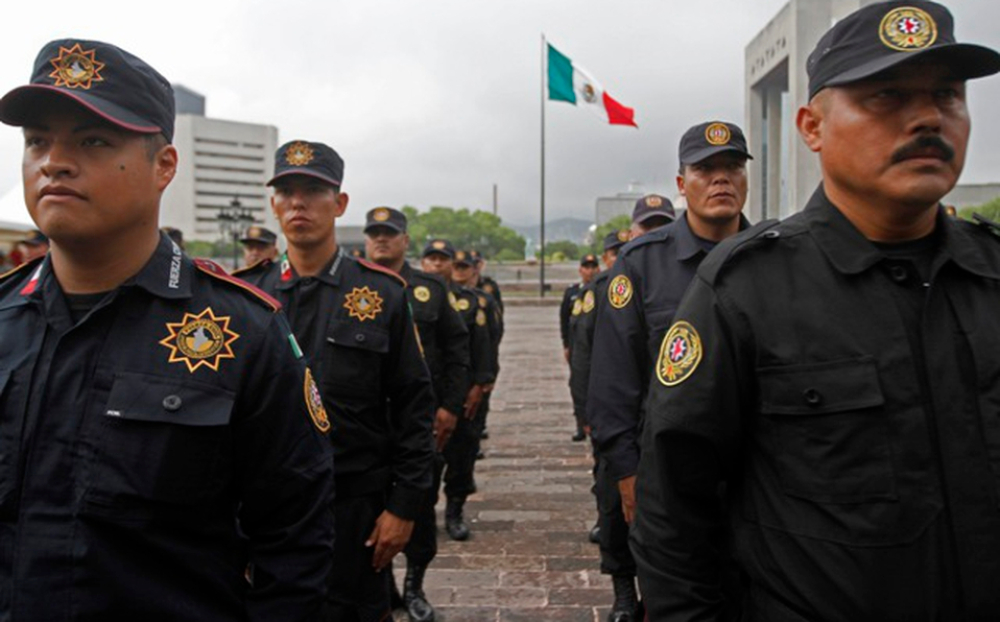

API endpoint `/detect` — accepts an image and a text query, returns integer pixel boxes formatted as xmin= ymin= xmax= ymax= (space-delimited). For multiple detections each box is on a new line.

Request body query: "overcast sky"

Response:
xmin=1 ymin=0 xmax=998 ymax=228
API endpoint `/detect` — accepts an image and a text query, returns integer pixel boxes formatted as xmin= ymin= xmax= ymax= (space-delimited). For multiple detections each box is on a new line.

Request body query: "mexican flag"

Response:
xmin=547 ymin=43 xmax=637 ymax=128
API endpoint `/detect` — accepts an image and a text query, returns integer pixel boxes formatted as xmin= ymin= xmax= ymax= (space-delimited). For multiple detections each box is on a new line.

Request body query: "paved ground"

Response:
xmin=394 ymin=303 xmax=615 ymax=621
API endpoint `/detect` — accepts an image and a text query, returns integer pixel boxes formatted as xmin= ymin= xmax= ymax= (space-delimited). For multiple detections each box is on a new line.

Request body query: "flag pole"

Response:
xmin=540 ymin=33 xmax=547 ymax=298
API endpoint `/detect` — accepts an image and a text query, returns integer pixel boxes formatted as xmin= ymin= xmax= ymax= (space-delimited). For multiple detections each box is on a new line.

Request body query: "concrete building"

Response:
xmin=160 ymin=88 xmax=280 ymax=242
xmin=595 ymin=190 xmax=643 ymax=225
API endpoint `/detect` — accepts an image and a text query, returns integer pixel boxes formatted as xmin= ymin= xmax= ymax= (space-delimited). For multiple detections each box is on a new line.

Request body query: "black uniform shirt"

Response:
xmin=449 ymin=284 xmax=495 ymax=385
xmin=0 ymin=235 xmax=334 ymax=621
xmin=634 ymin=187 xmax=1000 ymax=621
xmin=588 ymin=214 xmax=748 ymax=481
xmin=400 ymin=263 xmax=470 ymax=416
xmin=479 ymin=275 xmax=503 ymax=315
xmin=559 ymin=282 xmax=583 ymax=349
xmin=240 ymin=248 xmax=435 ymax=519
xmin=569 ymin=272 xmax=606 ymax=421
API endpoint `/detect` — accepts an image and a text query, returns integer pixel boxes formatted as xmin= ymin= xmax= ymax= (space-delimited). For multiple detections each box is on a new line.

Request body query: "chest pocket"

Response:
xmin=323 ymin=319 xmax=389 ymax=397
xmin=758 ymin=357 xmax=895 ymax=504
xmin=85 ymin=372 xmax=234 ymax=509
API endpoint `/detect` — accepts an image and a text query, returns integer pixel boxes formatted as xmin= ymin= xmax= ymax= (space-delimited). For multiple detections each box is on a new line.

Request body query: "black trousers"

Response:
xmin=441 ymin=407 xmax=480 ymax=500
xmin=324 ymin=492 xmax=392 ymax=622
xmin=596 ymin=457 xmax=636 ymax=576
xmin=403 ymin=454 xmax=444 ymax=567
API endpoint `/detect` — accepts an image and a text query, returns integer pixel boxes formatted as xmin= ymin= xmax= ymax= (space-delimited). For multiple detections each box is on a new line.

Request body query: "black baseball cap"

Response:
xmin=422 ymin=239 xmax=455 ymax=259
xmin=469 ymin=250 xmax=484 ymax=265
xmin=364 ymin=207 xmax=407 ymax=234
xmin=678 ymin=121 xmax=753 ymax=167
xmin=580 ymin=253 xmax=599 ymax=267
xmin=240 ymin=226 xmax=277 ymax=245
xmin=267 ymin=140 xmax=344 ymax=188
xmin=632 ymin=194 xmax=676 ymax=225
xmin=0 ymin=39 xmax=175 ymax=141
xmin=453 ymin=250 xmax=475 ymax=267
xmin=22 ymin=230 xmax=48 ymax=246
xmin=808 ymin=1 xmax=1000 ymax=99
xmin=603 ymin=229 xmax=629 ymax=252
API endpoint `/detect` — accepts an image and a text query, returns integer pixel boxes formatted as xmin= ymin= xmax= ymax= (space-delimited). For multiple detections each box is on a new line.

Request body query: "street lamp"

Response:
xmin=217 ymin=197 xmax=255 ymax=270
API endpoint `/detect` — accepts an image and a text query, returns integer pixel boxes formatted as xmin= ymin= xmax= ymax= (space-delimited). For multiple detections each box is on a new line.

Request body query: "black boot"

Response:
xmin=445 ymin=497 xmax=470 ymax=541
xmin=403 ymin=563 xmax=435 ymax=622
xmin=608 ymin=575 xmax=638 ymax=622
xmin=389 ymin=562 xmax=404 ymax=610
xmin=588 ymin=521 xmax=601 ymax=544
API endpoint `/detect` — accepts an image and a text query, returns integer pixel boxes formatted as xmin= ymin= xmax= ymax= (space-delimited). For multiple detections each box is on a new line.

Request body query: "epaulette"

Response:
xmin=619 ymin=224 xmax=672 ymax=256
xmin=972 ymin=213 xmax=1000 ymax=239
xmin=193 ymin=258 xmax=282 ymax=312
xmin=357 ymin=257 xmax=408 ymax=288
xmin=0 ymin=257 xmax=41 ymax=283
xmin=698 ymin=219 xmax=781 ymax=284
xmin=231 ymin=257 xmax=272 ymax=277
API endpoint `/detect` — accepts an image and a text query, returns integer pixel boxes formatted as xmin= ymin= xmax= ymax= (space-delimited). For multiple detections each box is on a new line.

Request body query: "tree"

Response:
xmin=540 ymin=240 xmax=581 ymax=261
xmin=402 ymin=206 xmax=526 ymax=261
xmin=959 ymin=196 xmax=1000 ymax=222
xmin=588 ymin=215 xmax=633 ymax=253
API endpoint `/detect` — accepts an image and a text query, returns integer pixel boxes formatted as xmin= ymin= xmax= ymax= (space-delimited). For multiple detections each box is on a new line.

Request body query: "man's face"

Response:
xmin=453 ymin=263 xmax=476 ymax=286
xmin=798 ymin=62 xmax=968 ymax=212
xmin=579 ymin=263 xmax=599 ymax=284
xmin=242 ymin=240 xmax=277 ymax=267
xmin=21 ymin=98 xmax=175 ymax=245
xmin=22 ymin=242 xmax=49 ymax=262
xmin=677 ymin=152 xmax=748 ymax=225
xmin=270 ymin=176 xmax=346 ymax=250
xmin=421 ymin=252 xmax=453 ymax=280
xmin=601 ymin=248 xmax=619 ymax=269
xmin=630 ymin=216 xmax=670 ymax=239
xmin=364 ymin=226 xmax=409 ymax=266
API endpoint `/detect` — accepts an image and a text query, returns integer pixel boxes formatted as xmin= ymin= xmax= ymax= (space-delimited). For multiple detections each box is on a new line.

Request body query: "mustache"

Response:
xmin=891 ymin=135 xmax=955 ymax=164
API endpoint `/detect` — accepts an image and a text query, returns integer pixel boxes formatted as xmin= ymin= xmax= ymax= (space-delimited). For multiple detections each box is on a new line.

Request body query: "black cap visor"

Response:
xmin=422 ymin=248 xmax=453 ymax=259
xmin=681 ymin=145 xmax=753 ymax=167
xmin=0 ymin=85 xmax=162 ymax=135
xmin=266 ymin=168 xmax=342 ymax=188
xmin=815 ymin=43 xmax=1000 ymax=98
xmin=363 ymin=221 xmax=405 ymax=235
xmin=635 ymin=210 xmax=675 ymax=225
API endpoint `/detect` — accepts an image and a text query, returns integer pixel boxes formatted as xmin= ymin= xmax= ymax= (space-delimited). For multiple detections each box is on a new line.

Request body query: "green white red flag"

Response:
xmin=547 ymin=43 xmax=637 ymax=128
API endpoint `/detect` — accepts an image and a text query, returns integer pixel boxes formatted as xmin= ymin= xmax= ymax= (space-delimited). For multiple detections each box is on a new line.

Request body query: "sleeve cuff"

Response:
xmin=385 ymin=485 xmax=425 ymax=521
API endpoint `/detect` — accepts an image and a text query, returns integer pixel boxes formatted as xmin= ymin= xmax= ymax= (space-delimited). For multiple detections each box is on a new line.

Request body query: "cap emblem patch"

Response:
xmin=373 ymin=208 xmax=391 ymax=222
xmin=160 ymin=307 xmax=240 ymax=373
xmin=705 ymin=123 xmax=731 ymax=146
xmin=608 ymin=275 xmax=633 ymax=309
xmin=247 ymin=226 xmax=261 ymax=238
xmin=880 ymin=6 xmax=937 ymax=51
xmin=48 ymin=43 xmax=105 ymax=90
xmin=413 ymin=285 xmax=431 ymax=303
xmin=455 ymin=251 xmax=466 ymax=261
xmin=656 ymin=321 xmax=703 ymax=386
xmin=343 ymin=286 xmax=383 ymax=322
xmin=285 ymin=141 xmax=315 ymax=166
xmin=645 ymin=196 xmax=662 ymax=208
xmin=617 ymin=230 xmax=630 ymax=243
xmin=432 ymin=240 xmax=446 ymax=250
xmin=304 ymin=368 xmax=331 ymax=433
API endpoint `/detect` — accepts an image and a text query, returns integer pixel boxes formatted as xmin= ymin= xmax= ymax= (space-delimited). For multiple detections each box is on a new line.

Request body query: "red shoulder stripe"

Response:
xmin=357 ymin=257 xmax=408 ymax=287
xmin=193 ymin=258 xmax=282 ymax=312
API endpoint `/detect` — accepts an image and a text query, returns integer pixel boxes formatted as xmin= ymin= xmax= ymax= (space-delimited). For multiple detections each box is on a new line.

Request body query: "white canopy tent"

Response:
xmin=0 ymin=186 xmax=35 ymax=244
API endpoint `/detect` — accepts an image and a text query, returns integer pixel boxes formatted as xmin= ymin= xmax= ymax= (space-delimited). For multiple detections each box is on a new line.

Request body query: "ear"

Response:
xmin=155 ymin=145 xmax=178 ymax=192
xmin=334 ymin=191 xmax=349 ymax=218
xmin=270 ymin=193 xmax=278 ymax=219
xmin=676 ymin=174 xmax=686 ymax=197
xmin=797 ymin=101 xmax=823 ymax=154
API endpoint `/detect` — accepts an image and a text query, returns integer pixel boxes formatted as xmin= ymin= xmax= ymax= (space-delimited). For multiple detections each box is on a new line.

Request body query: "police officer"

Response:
xmin=238 ymin=141 xmax=436 ymax=621
xmin=160 ymin=226 xmax=185 ymax=251
xmin=629 ymin=193 xmax=675 ymax=238
xmin=19 ymin=229 xmax=48 ymax=263
xmin=562 ymin=253 xmax=600 ymax=440
xmin=363 ymin=207 xmax=471 ymax=622
xmin=420 ymin=240 xmax=495 ymax=541
xmin=471 ymin=250 xmax=504 ymax=314
xmin=634 ymin=2 xmax=1000 ymax=619
xmin=240 ymin=224 xmax=279 ymax=268
xmin=588 ymin=121 xmax=753 ymax=621
xmin=0 ymin=39 xmax=334 ymax=620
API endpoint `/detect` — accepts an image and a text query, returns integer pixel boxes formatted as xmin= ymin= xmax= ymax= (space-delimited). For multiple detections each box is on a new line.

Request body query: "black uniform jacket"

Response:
xmin=239 ymin=248 xmax=435 ymax=520
xmin=559 ymin=282 xmax=582 ymax=349
xmin=475 ymin=288 xmax=503 ymax=377
xmin=0 ymin=235 xmax=334 ymax=621
xmin=400 ymin=263 xmax=470 ymax=416
xmin=450 ymin=284 xmax=495 ymax=385
xmin=634 ymin=187 xmax=1000 ymax=621
xmin=589 ymin=214 xmax=748 ymax=481
xmin=569 ymin=272 xmax=606 ymax=420
xmin=479 ymin=275 xmax=503 ymax=315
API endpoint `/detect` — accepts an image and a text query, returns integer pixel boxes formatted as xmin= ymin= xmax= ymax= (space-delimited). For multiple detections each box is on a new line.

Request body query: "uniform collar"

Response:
xmin=675 ymin=210 xmax=751 ymax=261
xmin=128 ymin=233 xmax=194 ymax=299
xmin=276 ymin=246 xmax=345 ymax=290
xmin=399 ymin=261 xmax=415 ymax=282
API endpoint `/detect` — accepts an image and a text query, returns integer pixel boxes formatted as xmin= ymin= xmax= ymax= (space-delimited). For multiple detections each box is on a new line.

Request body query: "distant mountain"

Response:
xmin=508 ymin=217 xmax=593 ymax=245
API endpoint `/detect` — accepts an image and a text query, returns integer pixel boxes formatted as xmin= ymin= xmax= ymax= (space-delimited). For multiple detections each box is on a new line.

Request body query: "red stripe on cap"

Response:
xmin=5 ymin=85 xmax=162 ymax=134
xmin=603 ymin=92 xmax=637 ymax=128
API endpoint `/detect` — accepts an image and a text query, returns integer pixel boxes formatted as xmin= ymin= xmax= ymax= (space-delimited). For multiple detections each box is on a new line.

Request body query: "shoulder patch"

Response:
xmin=357 ymin=257 xmax=408 ymax=287
xmin=194 ymin=258 xmax=282 ymax=312
xmin=608 ymin=274 xmax=633 ymax=309
xmin=656 ymin=321 xmax=703 ymax=386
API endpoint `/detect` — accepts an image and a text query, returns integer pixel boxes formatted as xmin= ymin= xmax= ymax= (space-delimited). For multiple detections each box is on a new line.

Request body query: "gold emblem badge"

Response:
xmin=413 ymin=285 xmax=431 ymax=303
xmin=448 ymin=291 xmax=459 ymax=309
xmin=432 ymin=240 xmax=447 ymax=250
xmin=478 ymin=295 xmax=488 ymax=308
xmin=160 ymin=307 xmax=240 ymax=373
xmin=656 ymin=321 xmax=703 ymax=386
xmin=646 ymin=196 xmax=663 ymax=208
xmin=457 ymin=298 xmax=471 ymax=311
xmin=476 ymin=309 xmax=487 ymax=326
xmin=372 ymin=208 xmax=391 ymax=222
xmin=304 ymin=368 xmax=330 ymax=433
xmin=617 ymin=230 xmax=630 ymax=243
xmin=880 ymin=6 xmax=938 ymax=51
xmin=572 ymin=299 xmax=583 ymax=316
xmin=285 ymin=141 xmax=315 ymax=166
xmin=705 ymin=123 xmax=731 ymax=146
xmin=582 ymin=290 xmax=595 ymax=314
xmin=608 ymin=275 xmax=633 ymax=309
xmin=343 ymin=286 xmax=384 ymax=322
xmin=484 ymin=284 xmax=494 ymax=294
xmin=48 ymin=43 xmax=105 ymax=90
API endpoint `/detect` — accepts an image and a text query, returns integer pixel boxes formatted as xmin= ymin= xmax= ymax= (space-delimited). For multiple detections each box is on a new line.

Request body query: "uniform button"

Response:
xmin=355 ymin=333 xmax=366 ymax=343
xmin=889 ymin=265 xmax=909 ymax=283
xmin=762 ymin=230 xmax=780 ymax=239
xmin=162 ymin=395 xmax=182 ymax=412
xmin=803 ymin=388 xmax=822 ymax=407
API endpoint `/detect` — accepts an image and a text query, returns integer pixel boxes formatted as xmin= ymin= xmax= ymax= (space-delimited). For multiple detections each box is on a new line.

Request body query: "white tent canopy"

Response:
xmin=0 ymin=186 xmax=32 ymax=227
